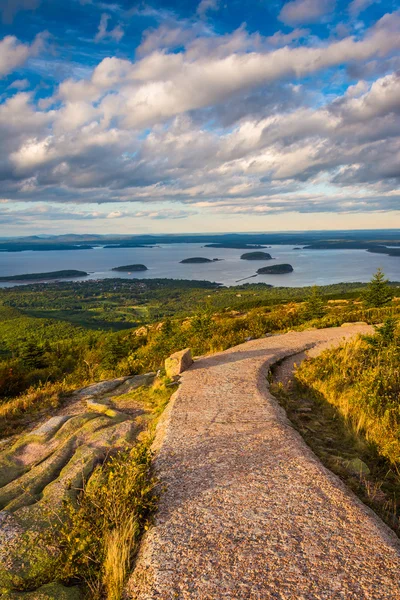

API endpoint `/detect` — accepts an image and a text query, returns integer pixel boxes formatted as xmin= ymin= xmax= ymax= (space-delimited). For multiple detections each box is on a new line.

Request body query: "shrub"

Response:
xmin=56 ymin=437 xmax=158 ymax=600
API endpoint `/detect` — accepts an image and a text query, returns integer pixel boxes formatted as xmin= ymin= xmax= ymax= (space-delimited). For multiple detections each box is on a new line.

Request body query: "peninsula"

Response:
xmin=0 ymin=270 xmax=88 ymax=282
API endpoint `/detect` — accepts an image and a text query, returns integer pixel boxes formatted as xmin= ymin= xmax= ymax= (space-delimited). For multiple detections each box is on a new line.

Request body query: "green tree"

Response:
xmin=304 ymin=286 xmax=325 ymax=319
xmin=364 ymin=268 xmax=392 ymax=308
xmin=19 ymin=341 xmax=46 ymax=369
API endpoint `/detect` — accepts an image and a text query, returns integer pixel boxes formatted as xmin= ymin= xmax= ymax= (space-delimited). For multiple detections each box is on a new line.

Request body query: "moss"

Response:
xmin=0 ymin=511 xmax=58 ymax=591
xmin=1 ymin=582 xmax=82 ymax=599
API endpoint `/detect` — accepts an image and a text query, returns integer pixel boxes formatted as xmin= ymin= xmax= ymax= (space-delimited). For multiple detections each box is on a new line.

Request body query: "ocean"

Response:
xmin=0 ymin=243 xmax=399 ymax=288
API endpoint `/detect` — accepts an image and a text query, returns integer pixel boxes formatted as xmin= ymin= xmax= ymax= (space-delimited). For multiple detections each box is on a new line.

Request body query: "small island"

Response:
xmin=241 ymin=251 xmax=272 ymax=261
xmin=0 ymin=270 xmax=88 ymax=282
xmin=180 ymin=257 xmax=221 ymax=264
xmin=112 ymin=264 xmax=148 ymax=272
xmin=293 ymin=247 xmax=302 ymax=250
xmin=257 ymin=264 xmax=294 ymax=275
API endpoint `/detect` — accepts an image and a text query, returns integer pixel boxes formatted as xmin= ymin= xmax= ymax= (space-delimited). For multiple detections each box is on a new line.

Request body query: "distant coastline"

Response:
xmin=0 ymin=270 xmax=88 ymax=282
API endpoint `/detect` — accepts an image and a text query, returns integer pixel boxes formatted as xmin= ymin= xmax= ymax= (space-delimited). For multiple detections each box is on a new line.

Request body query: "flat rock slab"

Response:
xmin=127 ymin=325 xmax=400 ymax=599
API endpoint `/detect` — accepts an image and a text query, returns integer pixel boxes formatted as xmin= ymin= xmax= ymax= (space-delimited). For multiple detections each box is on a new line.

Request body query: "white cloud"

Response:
xmin=1 ymin=12 xmax=400 ymax=219
xmin=197 ymin=0 xmax=220 ymax=18
xmin=7 ymin=77 xmax=29 ymax=89
xmin=0 ymin=33 xmax=45 ymax=77
xmin=95 ymin=13 xmax=124 ymax=43
xmin=349 ymin=0 xmax=376 ymax=18
xmin=279 ymin=0 xmax=336 ymax=25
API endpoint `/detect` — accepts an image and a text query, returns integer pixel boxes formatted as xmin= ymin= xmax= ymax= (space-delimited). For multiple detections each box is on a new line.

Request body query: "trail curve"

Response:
xmin=127 ymin=325 xmax=400 ymax=600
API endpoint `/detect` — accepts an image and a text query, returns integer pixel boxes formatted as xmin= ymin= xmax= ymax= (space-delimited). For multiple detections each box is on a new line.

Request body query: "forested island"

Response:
xmin=257 ymin=264 xmax=294 ymax=274
xmin=180 ymin=257 xmax=221 ymax=263
xmin=0 ymin=270 xmax=88 ymax=282
xmin=241 ymin=251 xmax=272 ymax=260
xmin=112 ymin=264 xmax=148 ymax=272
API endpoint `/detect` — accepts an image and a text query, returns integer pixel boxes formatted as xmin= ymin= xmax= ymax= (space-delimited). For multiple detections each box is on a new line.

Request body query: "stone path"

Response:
xmin=127 ymin=325 xmax=400 ymax=599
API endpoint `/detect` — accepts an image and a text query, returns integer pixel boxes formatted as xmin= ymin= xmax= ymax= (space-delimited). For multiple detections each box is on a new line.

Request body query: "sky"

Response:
xmin=0 ymin=0 xmax=399 ymax=235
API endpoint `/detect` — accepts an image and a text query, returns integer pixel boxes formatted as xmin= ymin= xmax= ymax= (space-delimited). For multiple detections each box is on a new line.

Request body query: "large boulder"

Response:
xmin=165 ymin=349 xmax=193 ymax=378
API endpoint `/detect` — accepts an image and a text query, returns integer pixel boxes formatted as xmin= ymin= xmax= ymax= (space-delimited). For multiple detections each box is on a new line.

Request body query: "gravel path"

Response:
xmin=127 ymin=325 xmax=400 ymax=600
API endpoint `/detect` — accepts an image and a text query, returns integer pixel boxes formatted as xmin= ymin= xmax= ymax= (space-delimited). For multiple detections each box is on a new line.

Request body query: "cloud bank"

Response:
xmin=0 ymin=2 xmax=399 ymax=228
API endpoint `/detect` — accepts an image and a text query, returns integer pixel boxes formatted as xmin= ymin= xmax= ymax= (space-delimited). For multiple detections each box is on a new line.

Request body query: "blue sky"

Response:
xmin=0 ymin=0 xmax=399 ymax=234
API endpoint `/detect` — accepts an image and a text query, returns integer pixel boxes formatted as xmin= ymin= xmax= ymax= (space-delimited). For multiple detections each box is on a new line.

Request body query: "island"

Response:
xmin=241 ymin=251 xmax=272 ymax=260
xmin=0 ymin=270 xmax=88 ymax=282
xmin=112 ymin=264 xmax=148 ymax=272
xmin=293 ymin=247 xmax=302 ymax=250
xmin=257 ymin=264 xmax=294 ymax=275
xmin=204 ymin=243 xmax=268 ymax=249
xmin=180 ymin=257 xmax=221 ymax=264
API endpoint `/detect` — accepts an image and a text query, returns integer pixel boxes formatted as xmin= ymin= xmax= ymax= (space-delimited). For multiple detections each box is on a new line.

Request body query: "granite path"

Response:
xmin=127 ymin=325 xmax=400 ymax=600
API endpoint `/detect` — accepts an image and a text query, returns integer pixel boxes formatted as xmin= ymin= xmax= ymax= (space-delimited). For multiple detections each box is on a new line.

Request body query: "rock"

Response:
xmin=72 ymin=378 xmax=127 ymax=400
xmin=29 ymin=416 xmax=70 ymax=441
xmin=341 ymin=321 xmax=368 ymax=327
xmin=2 ymin=582 xmax=82 ymax=599
xmin=111 ymin=373 xmax=156 ymax=396
xmin=0 ymin=511 xmax=58 ymax=591
xmin=345 ymin=458 xmax=370 ymax=477
xmin=165 ymin=349 xmax=193 ymax=378
xmin=135 ymin=326 xmax=148 ymax=337
xmin=86 ymin=398 xmax=119 ymax=418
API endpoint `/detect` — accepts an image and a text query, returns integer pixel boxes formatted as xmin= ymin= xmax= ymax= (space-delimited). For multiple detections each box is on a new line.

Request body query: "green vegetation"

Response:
xmin=112 ymin=265 xmax=148 ymax=272
xmin=54 ymin=379 xmax=172 ymax=599
xmin=257 ymin=264 xmax=294 ymax=274
xmin=1 ymin=269 xmax=400 ymax=597
xmin=180 ymin=257 xmax=215 ymax=263
xmin=0 ymin=272 xmax=399 ymax=438
xmin=240 ymin=251 xmax=272 ymax=260
xmin=57 ymin=438 xmax=156 ymax=600
xmin=280 ymin=318 xmax=400 ymax=532
xmin=363 ymin=267 xmax=393 ymax=307
xmin=304 ymin=285 xmax=325 ymax=319
xmin=296 ymin=319 xmax=400 ymax=465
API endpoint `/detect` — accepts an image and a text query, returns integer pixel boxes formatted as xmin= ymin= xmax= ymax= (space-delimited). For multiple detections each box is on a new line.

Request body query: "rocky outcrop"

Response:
xmin=165 ymin=349 xmax=193 ymax=378
xmin=0 ymin=373 xmax=155 ymax=596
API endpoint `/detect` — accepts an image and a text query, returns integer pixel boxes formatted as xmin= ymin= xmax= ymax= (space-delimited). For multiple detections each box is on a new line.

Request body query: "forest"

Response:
xmin=0 ymin=272 xmax=399 ymax=438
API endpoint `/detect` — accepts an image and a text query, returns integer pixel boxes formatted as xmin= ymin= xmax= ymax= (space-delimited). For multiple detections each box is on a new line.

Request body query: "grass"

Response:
xmin=0 ymin=380 xmax=75 ymax=438
xmin=54 ymin=379 xmax=174 ymax=600
xmin=295 ymin=327 xmax=400 ymax=465
xmin=270 ymin=321 xmax=400 ymax=534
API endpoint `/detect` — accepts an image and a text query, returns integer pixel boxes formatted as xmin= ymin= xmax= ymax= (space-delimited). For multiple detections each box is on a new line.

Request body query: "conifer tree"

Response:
xmin=304 ymin=285 xmax=325 ymax=319
xmin=363 ymin=268 xmax=392 ymax=308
